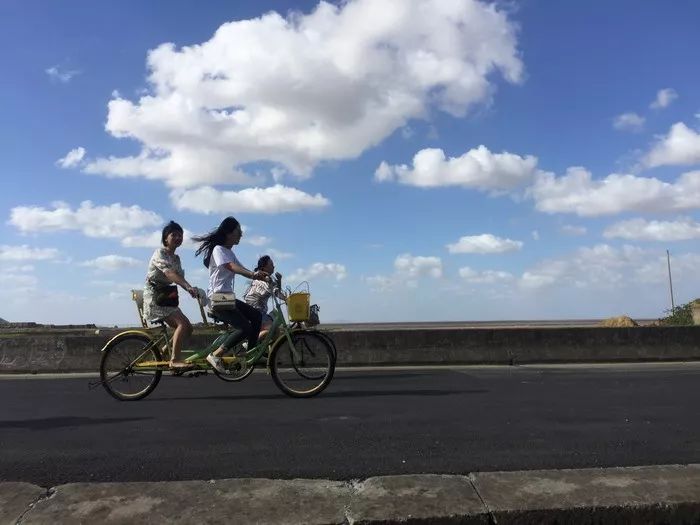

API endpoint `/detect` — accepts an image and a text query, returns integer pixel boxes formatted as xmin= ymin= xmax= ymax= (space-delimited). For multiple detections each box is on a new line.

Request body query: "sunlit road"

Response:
xmin=1 ymin=363 xmax=699 ymax=486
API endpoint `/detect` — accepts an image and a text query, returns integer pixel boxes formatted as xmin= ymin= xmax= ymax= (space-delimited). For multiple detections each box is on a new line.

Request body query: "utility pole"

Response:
xmin=666 ymin=249 xmax=675 ymax=313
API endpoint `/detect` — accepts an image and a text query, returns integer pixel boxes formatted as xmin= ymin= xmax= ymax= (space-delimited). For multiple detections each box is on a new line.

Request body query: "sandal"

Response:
xmin=169 ymin=361 xmax=193 ymax=370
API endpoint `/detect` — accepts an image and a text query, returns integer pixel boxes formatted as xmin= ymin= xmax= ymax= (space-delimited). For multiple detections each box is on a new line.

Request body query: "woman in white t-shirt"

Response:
xmin=193 ymin=216 xmax=268 ymax=373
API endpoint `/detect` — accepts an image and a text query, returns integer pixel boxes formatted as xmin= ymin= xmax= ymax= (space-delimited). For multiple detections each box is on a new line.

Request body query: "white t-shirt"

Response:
xmin=207 ymin=245 xmax=242 ymax=299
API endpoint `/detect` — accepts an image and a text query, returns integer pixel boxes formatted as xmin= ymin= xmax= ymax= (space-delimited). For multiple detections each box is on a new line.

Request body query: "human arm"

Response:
xmin=273 ymin=272 xmax=287 ymax=300
xmin=222 ymin=261 xmax=267 ymax=281
xmin=163 ymin=269 xmax=199 ymax=298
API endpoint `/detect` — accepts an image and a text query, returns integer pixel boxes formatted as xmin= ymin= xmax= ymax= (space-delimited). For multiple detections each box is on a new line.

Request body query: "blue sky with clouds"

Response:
xmin=2 ymin=0 xmax=700 ymax=325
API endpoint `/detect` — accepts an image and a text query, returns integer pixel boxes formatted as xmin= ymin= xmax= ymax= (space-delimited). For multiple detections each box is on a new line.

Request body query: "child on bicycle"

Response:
xmin=243 ymin=255 xmax=287 ymax=342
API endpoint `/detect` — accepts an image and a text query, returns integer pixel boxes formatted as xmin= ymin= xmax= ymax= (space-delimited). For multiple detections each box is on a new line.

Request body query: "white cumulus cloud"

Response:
xmin=9 ymin=201 xmax=163 ymax=238
xmin=375 ymin=146 xmax=537 ymax=191
xmin=0 ymin=245 xmax=60 ymax=261
xmin=0 ymin=272 xmax=38 ymax=292
xmin=519 ymin=244 xmax=646 ymax=289
xmin=645 ymin=122 xmax=700 ymax=167
xmin=530 ymin=167 xmax=700 ymax=216
xmin=394 ymin=254 xmax=443 ymax=279
xmin=170 ymin=185 xmax=330 ymax=214
xmin=121 ymin=229 xmax=197 ymax=249
xmin=46 ymin=65 xmax=80 ymax=83
xmin=244 ymin=235 xmax=270 ymax=247
xmin=459 ymin=266 xmax=513 ymax=284
xmin=560 ymin=224 xmax=587 ymax=236
xmin=519 ymin=244 xmax=700 ymax=291
xmin=447 ymin=234 xmax=523 ymax=254
xmin=288 ymin=262 xmax=347 ymax=283
xmin=56 ymin=147 xmax=86 ymax=168
xmin=603 ymin=217 xmax=700 ymax=241
xmin=82 ymin=0 xmax=522 ymax=188
xmin=365 ymin=253 xmax=442 ymax=291
xmin=650 ymin=88 xmax=678 ymax=110
xmin=81 ymin=255 xmax=142 ymax=271
xmin=612 ymin=112 xmax=645 ymax=132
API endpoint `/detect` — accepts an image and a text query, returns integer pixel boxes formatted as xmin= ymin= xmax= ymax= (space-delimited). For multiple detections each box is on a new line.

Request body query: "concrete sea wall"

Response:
xmin=0 ymin=325 xmax=699 ymax=373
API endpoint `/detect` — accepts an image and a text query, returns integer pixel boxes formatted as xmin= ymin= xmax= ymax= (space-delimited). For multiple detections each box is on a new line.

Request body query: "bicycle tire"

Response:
xmin=269 ymin=330 xmax=335 ymax=398
xmin=99 ymin=333 xmax=162 ymax=401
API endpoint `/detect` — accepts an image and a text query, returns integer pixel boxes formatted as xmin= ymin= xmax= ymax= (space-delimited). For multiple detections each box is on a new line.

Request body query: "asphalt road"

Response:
xmin=1 ymin=363 xmax=699 ymax=486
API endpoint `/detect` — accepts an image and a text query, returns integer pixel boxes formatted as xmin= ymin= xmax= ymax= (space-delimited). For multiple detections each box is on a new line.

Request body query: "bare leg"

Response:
xmin=164 ymin=311 xmax=193 ymax=366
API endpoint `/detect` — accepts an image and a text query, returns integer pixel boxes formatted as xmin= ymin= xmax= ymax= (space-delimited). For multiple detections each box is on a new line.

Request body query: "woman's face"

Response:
xmin=225 ymin=225 xmax=242 ymax=247
xmin=165 ymin=230 xmax=183 ymax=250
xmin=263 ymin=259 xmax=275 ymax=274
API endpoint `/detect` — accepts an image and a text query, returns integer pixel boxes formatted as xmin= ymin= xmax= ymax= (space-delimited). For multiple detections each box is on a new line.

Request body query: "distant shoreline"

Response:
xmin=0 ymin=319 xmax=659 ymax=331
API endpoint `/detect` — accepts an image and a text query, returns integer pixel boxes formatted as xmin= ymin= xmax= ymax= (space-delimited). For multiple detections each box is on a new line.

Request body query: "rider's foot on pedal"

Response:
xmin=206 ymin=354 xmax=227 ymax=374
xmin=169 ymin=360 xmax=192 ymax=370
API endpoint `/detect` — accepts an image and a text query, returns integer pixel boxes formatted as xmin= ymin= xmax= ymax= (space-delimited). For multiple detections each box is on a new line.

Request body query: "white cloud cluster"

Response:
xmin=82 ymin=0 xmax=522 ymax=187
xmin=81 ymin=255 xmax=142 ymax=271
xmin=560 ymin=225 xmax=587 ymax=236
xmin=458 ymin=266 xmax=513 ymax=284
xmin=365 ymin=253 xmax=442 ymax=291
xmin=650 ymin=88 xmax=678 ymax=110
xmin=244 ymin=235 xmax=270 ymax=247
xmin=519 ymin=244 xmax=648 ymax=289
xmin=518 ymin=244 xmax=700 ymax=291
xmin=122 ymin=228 xmax=197 ymax=249
xmin=395 ymin=254 xmax=442 ymax=279
xmin=645 ymin=122 xmax=700 ymax=167
xmin=171 ymin=185 xmax=329 ymax=214
xmin=56 ymin=147 xmax=86 ymax=168
xmin=46 ymin=65 xmax=79 ymax=83
xmin=530 ymin=167 xmax=700 ymax=216
xmin=9 ymin=201 xmax=163 ymax=238
xmin=288 ymin=262 xmax=347 ymax=284
xmin=0 ymin=245 xmax=60 ymax=261
xmin=604 ymin=217 xmax=700 ymax=241
xmin=0 ymin=272 xmax=38 ymax=292
xmin=375 ymin=146 xmax=537 ymax=190
xmin=612 ymin=112 xmax=645 ymax=132
xmin=447 ymin=233 xmax=522 ymax=254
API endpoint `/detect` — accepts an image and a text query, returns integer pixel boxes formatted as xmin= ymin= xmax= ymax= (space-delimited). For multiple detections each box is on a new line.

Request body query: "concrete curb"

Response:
xmin=3 ymin=464 xmax=699 ymax=524
xmin=2 ymin=326 xmax=700 ymax=373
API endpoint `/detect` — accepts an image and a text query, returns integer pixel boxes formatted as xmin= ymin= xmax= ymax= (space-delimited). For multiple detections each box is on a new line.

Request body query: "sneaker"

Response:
xmin=206 ymin=354 xmax=227 ymax=374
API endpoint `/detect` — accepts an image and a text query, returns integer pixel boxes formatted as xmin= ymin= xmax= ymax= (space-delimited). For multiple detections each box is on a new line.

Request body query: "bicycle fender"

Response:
xmin=100 ymin=330 xmax=154 ymax=352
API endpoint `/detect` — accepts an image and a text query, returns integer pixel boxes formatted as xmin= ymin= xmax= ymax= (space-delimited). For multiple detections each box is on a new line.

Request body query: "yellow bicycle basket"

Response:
xmin=287 ymin=281 xmax=311 ymax=322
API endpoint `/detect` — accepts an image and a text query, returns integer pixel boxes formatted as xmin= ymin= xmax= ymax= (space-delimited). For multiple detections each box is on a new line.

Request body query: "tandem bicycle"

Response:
xmin=91 ymin=275 xmax=336 ymax=400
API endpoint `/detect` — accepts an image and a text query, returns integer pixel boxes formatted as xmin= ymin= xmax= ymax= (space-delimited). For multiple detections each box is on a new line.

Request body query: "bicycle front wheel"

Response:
xmin=99 ymin=333 xmax=162 ymax=401
xmin=269 ymin=331 xmax=335 ymax=398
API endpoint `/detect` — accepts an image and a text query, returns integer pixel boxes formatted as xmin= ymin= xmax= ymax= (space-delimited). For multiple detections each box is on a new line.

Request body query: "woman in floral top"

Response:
xmin=143 ymin=221 xmax=199 ymax=369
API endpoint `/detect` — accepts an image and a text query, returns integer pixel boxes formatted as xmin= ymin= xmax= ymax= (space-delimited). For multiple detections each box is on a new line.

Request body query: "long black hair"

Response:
xmin=193 ymin=216 xmax=240 ymax=267
xmin=255 ymin=255 xmax=272 ymax=271
xmin=161 ymin=220 xmax=183 ymax=246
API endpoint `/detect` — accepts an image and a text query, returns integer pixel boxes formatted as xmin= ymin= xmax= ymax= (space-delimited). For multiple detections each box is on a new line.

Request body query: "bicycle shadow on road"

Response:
xmin=0 ymin=416 xmax=153 ymax=431
xmin=146 ymin=388 xmax=489 ymax=402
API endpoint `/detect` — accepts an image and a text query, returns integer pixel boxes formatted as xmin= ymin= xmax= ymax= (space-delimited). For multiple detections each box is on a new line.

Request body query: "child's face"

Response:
xmin=264 ymin=259 xmax=274 ymax=273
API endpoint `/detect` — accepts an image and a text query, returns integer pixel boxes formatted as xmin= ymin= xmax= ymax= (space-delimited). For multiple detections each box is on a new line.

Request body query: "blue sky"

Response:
xmin=2 ymin=0 xmax=700 ymax=325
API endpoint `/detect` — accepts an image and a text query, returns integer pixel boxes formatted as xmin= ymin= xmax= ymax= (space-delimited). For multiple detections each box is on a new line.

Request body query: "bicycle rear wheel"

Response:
xmin=269 ymin=331 xmax=335 ymax=398
xmin=100 ymin=333 xmax=162 ymax=401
